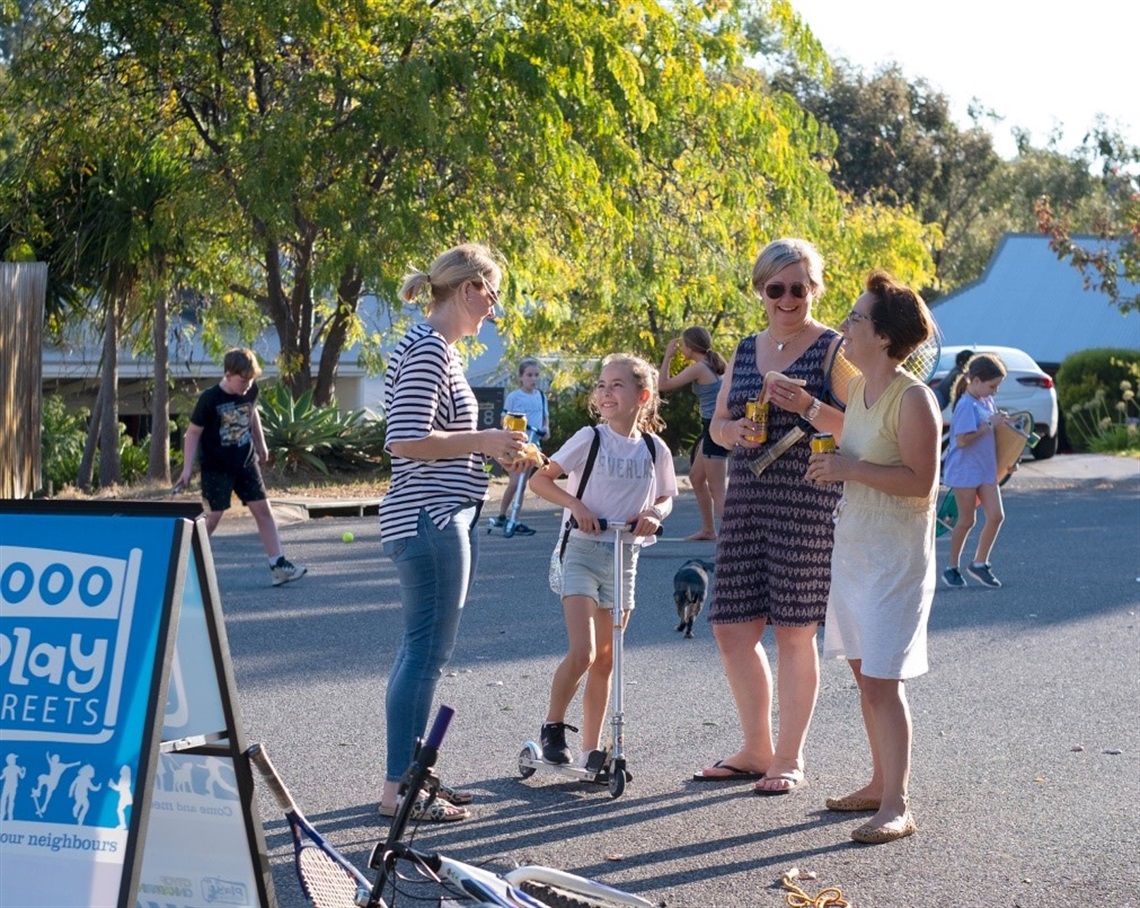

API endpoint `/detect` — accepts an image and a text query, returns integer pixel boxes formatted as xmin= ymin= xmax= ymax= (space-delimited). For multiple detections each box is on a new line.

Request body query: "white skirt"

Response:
xmin=823 ymin=500 xmax=936 ymax=680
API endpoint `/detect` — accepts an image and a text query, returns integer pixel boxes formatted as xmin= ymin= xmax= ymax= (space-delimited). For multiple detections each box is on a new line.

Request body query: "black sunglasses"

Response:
xmin=763 ymin=281 xmax=810 ymax=300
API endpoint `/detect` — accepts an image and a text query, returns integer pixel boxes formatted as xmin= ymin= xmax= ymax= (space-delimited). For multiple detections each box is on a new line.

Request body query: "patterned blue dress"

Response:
xmin=708 ymin=331 xmax=842 ymax=626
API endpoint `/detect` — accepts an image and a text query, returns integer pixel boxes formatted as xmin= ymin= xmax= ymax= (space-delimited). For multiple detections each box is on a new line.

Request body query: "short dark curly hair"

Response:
xmin=863 ymin=270 xmax=935 ymax=361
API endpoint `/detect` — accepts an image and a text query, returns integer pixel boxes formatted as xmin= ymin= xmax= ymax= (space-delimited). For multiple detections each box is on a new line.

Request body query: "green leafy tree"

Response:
xmin=772 ymin=60 xmax=1000 ymax=297
xmin=4 ymin=0 xmax=935 ymax=409
xmin=1035 ymin=125 xmax=1140 ymax=313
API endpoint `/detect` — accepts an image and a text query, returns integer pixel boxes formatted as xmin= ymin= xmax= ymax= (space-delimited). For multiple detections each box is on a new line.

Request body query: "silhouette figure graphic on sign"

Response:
xmin=1 ymin=754 xmax=25 ymax=821
xmin=107 ymin=765 xmax=133 ymax=830
xmin=204 ymin=757 xmax=239 ymax=799
xmin=33 ymin=752 xmax=79 ymax=818
xmin=69 ymin=765 xmax=101 ymax=826
xmin=170 ymin=760 xmax=196 ymax=793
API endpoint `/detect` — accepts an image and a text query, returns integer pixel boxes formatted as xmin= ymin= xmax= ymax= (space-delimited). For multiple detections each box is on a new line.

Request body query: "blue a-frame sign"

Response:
xmin=0 ymin=500 xmax=275 ymax=908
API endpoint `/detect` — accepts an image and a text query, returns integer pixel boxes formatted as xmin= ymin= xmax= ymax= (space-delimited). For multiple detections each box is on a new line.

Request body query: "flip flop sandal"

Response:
xmin=691 ymin=759 xmax=766 ymax=782
xmin=378 ymin=795 xmax=470 ymax=823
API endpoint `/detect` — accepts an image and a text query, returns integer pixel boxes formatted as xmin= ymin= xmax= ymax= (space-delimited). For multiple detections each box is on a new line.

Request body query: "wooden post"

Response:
xmin=0 ymin=262 xmax=48 ymax=499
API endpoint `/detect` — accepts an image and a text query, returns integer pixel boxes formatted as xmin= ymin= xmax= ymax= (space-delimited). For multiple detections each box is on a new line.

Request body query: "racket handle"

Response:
xmin=246 ymin=743 xmax=296 ymax=811
xmin=424 ymin=705 xmax=455 ymax=751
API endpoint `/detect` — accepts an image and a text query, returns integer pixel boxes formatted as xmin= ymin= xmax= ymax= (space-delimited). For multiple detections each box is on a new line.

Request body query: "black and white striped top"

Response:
xmin=379 ymin=323 xmax=488 ymax=543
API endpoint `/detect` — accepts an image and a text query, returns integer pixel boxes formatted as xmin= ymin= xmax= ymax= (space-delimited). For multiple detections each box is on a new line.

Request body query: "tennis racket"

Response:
xmin=824 ymin=333 xmax=943 ymax=412
xmin=247 ymin=743 xmax=371 ymax=908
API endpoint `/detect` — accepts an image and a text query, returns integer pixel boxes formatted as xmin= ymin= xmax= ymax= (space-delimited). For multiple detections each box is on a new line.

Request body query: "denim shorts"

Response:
xmin=560 ymin=534 xmax=639 ymax=610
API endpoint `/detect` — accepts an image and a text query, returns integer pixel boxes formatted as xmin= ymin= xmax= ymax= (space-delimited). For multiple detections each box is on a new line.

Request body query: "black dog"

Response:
xmin=673 ymin=559 xmax=714 ymax=638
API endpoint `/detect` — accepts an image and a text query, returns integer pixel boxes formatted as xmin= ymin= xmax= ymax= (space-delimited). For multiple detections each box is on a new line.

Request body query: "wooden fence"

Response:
xmin=1 ymin=262 xmax=47 ymax=498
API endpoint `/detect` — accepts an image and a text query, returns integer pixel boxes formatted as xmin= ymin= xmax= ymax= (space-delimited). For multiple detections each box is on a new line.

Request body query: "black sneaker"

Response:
xmin=511 ymin=523 xmax=536 ymax=536
xmin=488 ymin=515 xmax=506 ymax=528
xmin=271 ymin=557 xmax=307 ymax=586
xmin=966 ymin=562 xmax=1002 ymax=588
xmin=540 ymin=722 xmax=577 ymax=765
xmin=583 ymin=748 xmax=609 ymax=782
xmin=941 ymin=567 xmax=966 ymax=588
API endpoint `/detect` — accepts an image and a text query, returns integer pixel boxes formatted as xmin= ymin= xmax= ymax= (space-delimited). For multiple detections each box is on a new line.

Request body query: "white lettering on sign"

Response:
xmin=0 ymin=545 xmax=142 ymax=743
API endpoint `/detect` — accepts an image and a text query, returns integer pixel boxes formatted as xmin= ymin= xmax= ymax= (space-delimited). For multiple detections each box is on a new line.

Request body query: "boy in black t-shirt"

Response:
xmin=177 ymin=347 xmax=306 ymax=586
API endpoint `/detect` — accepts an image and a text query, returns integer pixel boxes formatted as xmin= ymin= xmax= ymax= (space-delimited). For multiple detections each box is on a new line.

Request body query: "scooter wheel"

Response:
xmin=607 ymin=761 xmax=626 ymax=798
xmin=518 ymin=743 xmax=539 ymax=779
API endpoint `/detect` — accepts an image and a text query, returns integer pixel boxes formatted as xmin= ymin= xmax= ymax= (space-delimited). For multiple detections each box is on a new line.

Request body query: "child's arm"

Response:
xmin=955 ymin=421 xmax=990 ymax=449
xmin=178 ymin=424 xmax=204 ymax=488
xmin=528 ymin=460 xmax=601 ymax=533
xmin=250 ymin=404 xmax=269 ymax=463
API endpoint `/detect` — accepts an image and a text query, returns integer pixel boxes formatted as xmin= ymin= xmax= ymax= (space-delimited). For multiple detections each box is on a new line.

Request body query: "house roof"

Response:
xmin=929 ymin=233 xmax=1140 ymax=367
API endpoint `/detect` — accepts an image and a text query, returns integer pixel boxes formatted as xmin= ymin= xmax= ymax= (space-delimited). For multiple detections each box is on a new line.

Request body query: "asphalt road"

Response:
xmin=209 ymin=454 xmax=1140 ymax=908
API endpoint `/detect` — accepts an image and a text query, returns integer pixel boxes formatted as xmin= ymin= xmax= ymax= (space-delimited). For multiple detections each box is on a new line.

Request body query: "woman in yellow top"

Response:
xmin=805 ymin=270 xmax=941 ymax=845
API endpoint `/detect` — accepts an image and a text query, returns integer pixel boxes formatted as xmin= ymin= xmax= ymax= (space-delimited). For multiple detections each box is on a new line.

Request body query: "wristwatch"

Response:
xmin=804 ymin=398 xmax=822 ymax=422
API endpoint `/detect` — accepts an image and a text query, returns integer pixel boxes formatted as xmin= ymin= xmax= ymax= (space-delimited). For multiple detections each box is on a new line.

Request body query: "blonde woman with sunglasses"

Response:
xmin=692 ymin=238 xmax=844 ymax=795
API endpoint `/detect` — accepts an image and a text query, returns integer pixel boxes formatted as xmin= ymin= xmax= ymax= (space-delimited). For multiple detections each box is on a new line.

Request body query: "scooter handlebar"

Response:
xmin=568 ymin=517 xmax=664 ymax=536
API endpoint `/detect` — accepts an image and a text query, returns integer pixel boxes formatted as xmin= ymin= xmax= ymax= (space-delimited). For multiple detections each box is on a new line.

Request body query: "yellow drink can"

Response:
xmin=743 ymin=398 xmax=769 ymax=443
xmin=504 ymin=412 xmax=527 ymax=432
xmin=810 ymin=433 xmax=837 ymax=454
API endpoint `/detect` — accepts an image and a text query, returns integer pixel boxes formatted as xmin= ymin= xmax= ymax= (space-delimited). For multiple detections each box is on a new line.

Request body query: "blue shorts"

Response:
xmin=560 ymin=535 xmax=639 ymax=610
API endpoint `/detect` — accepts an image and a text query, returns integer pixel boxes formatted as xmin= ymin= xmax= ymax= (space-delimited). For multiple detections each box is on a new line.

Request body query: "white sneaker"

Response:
xmin=270 ymin=557 xmax=307 ymax=586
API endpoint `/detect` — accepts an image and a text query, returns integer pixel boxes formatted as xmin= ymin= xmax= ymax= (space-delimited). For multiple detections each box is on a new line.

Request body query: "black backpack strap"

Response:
xmin=643 ymin=432 xmax=657 ymax=463
xmin=558 ymin=427 xmax=601 ymax=560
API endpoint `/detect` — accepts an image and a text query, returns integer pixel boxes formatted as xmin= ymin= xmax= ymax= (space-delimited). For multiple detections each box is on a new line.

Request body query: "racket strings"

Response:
xmin=297 ymin=845 xmax=367 ymax=908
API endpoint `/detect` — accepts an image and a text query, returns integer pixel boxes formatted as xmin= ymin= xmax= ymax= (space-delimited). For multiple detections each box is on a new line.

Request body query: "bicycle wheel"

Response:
xmin=519 ymin=881 xmax=648 ymax=908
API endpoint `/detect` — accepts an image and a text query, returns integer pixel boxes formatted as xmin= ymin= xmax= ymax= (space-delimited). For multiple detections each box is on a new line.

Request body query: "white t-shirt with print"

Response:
xmin=550 ymin=423 xmax=677 ymax=547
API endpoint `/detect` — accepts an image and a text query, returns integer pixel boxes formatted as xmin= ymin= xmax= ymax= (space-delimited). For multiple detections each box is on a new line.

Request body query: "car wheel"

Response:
xmin=1031 ymin=432 xmax=1057 ymax=460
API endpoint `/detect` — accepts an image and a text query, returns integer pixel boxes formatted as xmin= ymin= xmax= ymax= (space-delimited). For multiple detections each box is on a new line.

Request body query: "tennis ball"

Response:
xmin=342 ymin=531 xmax=355 ymax=543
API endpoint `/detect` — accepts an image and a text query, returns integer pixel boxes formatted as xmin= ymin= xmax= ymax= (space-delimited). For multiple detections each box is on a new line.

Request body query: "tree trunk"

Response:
xmin=148 ymin=291 xmax=171 ymax=482
xmin=78 ymin=380 xmax=103 ymax=492
xmin=98 ymin=299 xmax=122 ymax=488
xmin=313 ymin=268 xmax=363 ymax=406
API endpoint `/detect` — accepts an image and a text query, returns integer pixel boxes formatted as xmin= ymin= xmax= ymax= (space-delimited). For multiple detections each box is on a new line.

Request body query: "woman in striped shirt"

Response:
xmin=378 ymin=243 xmax=527 ymax=823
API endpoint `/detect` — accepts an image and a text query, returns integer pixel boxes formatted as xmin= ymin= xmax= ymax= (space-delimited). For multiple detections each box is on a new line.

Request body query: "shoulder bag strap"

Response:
xmin=558 ymin=427 xmax=601 ymax=560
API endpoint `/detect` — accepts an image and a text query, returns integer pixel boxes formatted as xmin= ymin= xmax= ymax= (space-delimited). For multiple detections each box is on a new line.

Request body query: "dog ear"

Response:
xmin=701 ymin=559 xmax=716 ymax=572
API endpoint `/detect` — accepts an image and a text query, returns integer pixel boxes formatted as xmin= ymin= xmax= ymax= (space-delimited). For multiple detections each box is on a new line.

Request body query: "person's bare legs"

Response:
xmin=947 ymin=486 xmax=978 ymax=568
xmin=246 ymin=498 xmax=284 ymax=559
xmin=972 ymin=483 xmax=1004 ymax=564
xmin=702 ymin=619 xmax=773 ymax=774
xmin=687 ymin=452 xmax=716 ymax=540
xmin=579 ymin=607 xmax=615 ymax=753
xmin=545 ymin=595 xmax=599 ymax=724
xmin=754 ymin=623 xmax=819 ymax=791
xmin=202 ymin=510 xmax=224 ymax=535
xmin=706 ymin=455 xmax=727 ymax=534
xmin=855 ymin=664 xmax=913 ymax=829
xmin=830 ymin=658 xmax=885 ymax=804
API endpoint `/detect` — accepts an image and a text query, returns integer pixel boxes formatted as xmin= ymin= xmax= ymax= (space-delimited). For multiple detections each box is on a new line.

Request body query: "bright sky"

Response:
xmin=788 ymin=0 xmax=1140 ymax=160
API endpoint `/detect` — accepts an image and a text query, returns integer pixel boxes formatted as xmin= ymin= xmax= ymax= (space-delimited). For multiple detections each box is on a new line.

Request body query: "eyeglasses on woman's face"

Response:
xmin=763 ymin=281 xmax=810 ymax=300
xmin=844 ymin=308 xmax=872 ymax=325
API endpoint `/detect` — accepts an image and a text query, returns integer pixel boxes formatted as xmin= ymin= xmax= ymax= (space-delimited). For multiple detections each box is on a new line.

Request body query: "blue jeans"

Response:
xmin=381 ymin=503 xmax=480 ymax=782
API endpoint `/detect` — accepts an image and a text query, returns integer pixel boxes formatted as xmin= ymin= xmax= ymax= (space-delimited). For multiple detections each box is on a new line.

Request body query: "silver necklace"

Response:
xmin=769 ymin=323 xmax=810 ymax=351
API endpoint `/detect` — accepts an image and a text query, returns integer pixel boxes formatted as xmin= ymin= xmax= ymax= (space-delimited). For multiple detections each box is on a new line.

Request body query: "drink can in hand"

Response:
xmin=504 ymin=412 xmax=527 ymax=432
xmin=810 ymin=433 xmax=837 ymax=454
xmin=743 ymin=398 xmax=769 ymax=443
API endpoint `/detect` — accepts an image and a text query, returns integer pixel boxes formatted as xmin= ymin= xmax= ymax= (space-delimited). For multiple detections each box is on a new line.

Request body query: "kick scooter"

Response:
xmin=518 ymin=518 xmax=658 ymax=798
xmin=489 ymin=427 xmax=543 ymax=538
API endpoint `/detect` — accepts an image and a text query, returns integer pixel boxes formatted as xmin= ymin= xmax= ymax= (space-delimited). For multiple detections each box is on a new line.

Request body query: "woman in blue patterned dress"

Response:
xmin=691 ymin=238 xmax=845 ymax=794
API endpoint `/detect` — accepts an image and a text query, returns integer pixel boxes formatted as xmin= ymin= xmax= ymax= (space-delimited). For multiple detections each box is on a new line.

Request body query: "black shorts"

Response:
xmin=693 ymin=418 xmax=729 ymax=461
xmin=201 ymin=461 xmax=267 ymax=512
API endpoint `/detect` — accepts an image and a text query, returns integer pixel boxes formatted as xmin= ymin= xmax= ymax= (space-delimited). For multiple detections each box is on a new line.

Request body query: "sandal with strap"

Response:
xmin=437 ymin=782 xmax=474 ymax=806
xmin=378 ymin=794 xmax=470 ymax=823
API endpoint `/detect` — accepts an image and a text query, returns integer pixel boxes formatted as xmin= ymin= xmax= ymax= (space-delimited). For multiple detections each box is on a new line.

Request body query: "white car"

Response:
xmin=930 ymin=344 xmax=1059 ymax=460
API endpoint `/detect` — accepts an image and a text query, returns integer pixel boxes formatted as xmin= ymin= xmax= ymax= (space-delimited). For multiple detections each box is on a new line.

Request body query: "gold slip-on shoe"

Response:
xmin=850 ymin=813 xmax=917 ymax=844
xmin=825 ymin=794 xmax=881 ymax=812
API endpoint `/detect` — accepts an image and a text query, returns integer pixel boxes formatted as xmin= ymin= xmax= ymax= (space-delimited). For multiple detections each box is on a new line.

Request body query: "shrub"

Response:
xmin=41 ymin=396 xmax=88 ymax=491
xmin=258 ymin=383 xmax=387 ymax=474
xmin=1057 ymin=349 xmax=1140 ymax=452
